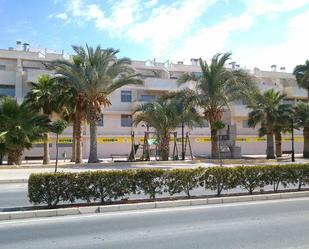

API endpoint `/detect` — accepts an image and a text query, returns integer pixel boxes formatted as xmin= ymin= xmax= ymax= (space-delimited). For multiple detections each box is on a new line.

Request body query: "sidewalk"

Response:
xmin=0 ymin=155 xmax=307 ymax=183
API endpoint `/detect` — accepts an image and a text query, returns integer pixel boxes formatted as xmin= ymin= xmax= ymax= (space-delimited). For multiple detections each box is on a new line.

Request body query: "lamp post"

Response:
xmin=181 ymin=121 xmax=185 ymax=160
xmin=291 ymin=120 xmax=295 ymax=162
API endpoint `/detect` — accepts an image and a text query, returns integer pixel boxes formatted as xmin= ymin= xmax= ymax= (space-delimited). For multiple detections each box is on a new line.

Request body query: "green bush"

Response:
xmin=134 ymin=168 xmax=165 ymax=199
xmin=203 ymin=166 xmax=238 ymax=196
xmin=235 ymin=166 xmax=266 ymax=194
xmin=28 ymin=164 xmax=309 ymax=207
xmin=165 ymin=168 xmax=204 ymax=197
xmin=28 ymin=173 xmax=77 ymax=208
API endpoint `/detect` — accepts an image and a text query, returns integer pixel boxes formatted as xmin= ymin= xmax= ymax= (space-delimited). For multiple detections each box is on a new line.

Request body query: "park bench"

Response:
xmin=24 ymin=156 xmax=44 ymax=163
xmin=111 ymin=154 xmax=129 ymax=162
xmin=282 ymin=150 xmax=293 ymax=155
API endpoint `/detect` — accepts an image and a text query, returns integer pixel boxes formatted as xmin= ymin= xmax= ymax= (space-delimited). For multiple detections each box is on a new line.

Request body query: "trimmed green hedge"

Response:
xmin=28 ymin=164 xmax=309 ymax=208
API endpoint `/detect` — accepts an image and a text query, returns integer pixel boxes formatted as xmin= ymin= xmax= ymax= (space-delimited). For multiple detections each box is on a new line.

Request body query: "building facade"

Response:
xmin=0 ymin=42 xmax=305 ymax=159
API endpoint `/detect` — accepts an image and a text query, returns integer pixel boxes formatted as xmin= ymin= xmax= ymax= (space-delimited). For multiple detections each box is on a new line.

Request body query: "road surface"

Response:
xmin=1 ymin=198 xmax=309 ymax=249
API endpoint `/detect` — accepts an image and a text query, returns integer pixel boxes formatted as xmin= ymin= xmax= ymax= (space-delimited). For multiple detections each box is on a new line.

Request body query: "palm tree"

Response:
xmin=247 ymin=89 xmax=287 ymax=159
xmin=0 ymin=97 xmax=50 ymax=165
xmin=294 ymin=101 xmax=309 ymax=158
xmin=293 ymin=60 xmax=309 ymax=99
xmin=162 ymin=89 xmax=201 ymax=160
xmin=51 ymin=45 xmax=142 ymax=163
xmin=133 ymin=97 xmax=203 ymax=160
xmin=178 ymin=52 xmax=255 ymax=158
xmin=24 ymin=75 xmax=60 ymax=164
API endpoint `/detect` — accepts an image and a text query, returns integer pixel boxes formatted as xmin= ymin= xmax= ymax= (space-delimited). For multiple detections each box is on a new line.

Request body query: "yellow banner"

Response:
xmin=196 ymin=137 xmax=211 ymax=143
xmin=97 ymin=137 xmax=131 ymax=144
xmin=236 ymin=137 xmax=251 ymax=142
xmin=58 ymin=137 xmax=73 ymax=144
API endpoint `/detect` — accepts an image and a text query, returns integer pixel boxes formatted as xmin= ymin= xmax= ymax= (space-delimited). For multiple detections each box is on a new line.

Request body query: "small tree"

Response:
xmin=52 ymin=120 xmax=68 ymax=172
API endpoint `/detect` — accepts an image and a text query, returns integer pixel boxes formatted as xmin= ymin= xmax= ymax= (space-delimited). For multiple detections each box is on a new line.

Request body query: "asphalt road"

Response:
xmin=0 ymin=183 xmax=300 ymax=210
xmin=1 ymin=198 xmax=309 ymax=249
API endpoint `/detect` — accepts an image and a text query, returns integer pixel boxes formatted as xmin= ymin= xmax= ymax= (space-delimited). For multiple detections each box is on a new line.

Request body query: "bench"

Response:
xmin=282 ymin=150 xmax=293 ymax=155
xmin=24 ymin=156 xmax=44 ymax=163
xmin=111 ymin=154 xmax=129 ymax=162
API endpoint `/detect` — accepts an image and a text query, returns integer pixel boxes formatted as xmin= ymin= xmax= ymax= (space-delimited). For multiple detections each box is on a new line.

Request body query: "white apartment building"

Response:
xmin=0 ymin=42 xmax=305 ymax=159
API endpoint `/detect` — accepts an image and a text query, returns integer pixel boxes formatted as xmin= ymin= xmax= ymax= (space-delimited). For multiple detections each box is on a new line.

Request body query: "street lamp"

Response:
xmin=291 ymin=120 xmax=295 ymax=162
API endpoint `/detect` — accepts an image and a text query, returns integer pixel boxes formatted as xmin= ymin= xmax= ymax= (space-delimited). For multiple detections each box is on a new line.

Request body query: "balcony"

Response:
xmin=283 ymin=86 xmax=307 ymax=99
xmin=142 ymin=78 xmax=182 ymax=91
xmin=26 ymin=69 xmax=52 ymax=82
xmin=231 ymin=105 xmax=250 ymax=117
xmin=0 ymin=70 xmax=16 ymax=85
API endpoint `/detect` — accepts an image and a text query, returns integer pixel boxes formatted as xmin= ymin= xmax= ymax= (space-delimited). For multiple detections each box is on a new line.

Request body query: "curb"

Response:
xmin=0 ymin=179 xmax=28 ymax=184
xmin=0 ymin=191 xmax=309 ymax=221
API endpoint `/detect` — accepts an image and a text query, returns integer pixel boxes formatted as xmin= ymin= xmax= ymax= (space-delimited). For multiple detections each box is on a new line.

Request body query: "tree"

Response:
xmin=24 ymin=75 xmax=61 ymax=164
xmin=294 ymin=101 xmax=309 ymax=158
xmin=293 ymin=60 xmax=309 ymax=99
xmin=51 ymin=120 xmax=68 ymax=172
xmin=133 ymin=97 xmax=203 ymax=161
xmin=0 ymin=97 xmax=50 ymax=165
xmin=178 ymin=52 xmax=255 ymax=158
xmin=51 ymin=45 xmax=142 ymax=163
xmin=247 ymin=89 xmax=287 ymax=159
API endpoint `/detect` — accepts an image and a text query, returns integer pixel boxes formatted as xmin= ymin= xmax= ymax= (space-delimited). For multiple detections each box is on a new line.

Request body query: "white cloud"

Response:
xmin=56 ymin=13 xmax=68 ymax=20
xmin=234 ymin=9 xmax=309 ymax=72
xmin=126 ymin=0 xmax=218 ymax=56
xmin=170 ymin=0 xmax=309 ymax=68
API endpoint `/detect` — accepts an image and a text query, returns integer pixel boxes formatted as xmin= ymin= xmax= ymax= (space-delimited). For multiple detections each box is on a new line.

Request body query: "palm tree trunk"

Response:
xmin=303 ymin=126 xmax=309 ymax=158
xmin=266 ymin=129 xmax=275 ymax=159
xmin=75 ymin=108 xmax=83 ymax=164
xmin=71 ymin=119 xmax=76 ymax=162
xmin=275 ymin=132 xmax=282 ymax=157
xmin=7 ymin=148 xmax=23 ymax=165
xmin=88 ymin=108 xmax=99 ymax=163
xmin=210 ymin=126 xmax=219 ymax=159
xmin=43 ymin=133 xmax=50 ymax=165
xmin=159 ymin=133 xmax=170 ymax=161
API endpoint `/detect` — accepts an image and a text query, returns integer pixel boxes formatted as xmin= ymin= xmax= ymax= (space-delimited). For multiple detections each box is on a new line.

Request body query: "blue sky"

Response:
xmin=0 ymin=0 xmax=308 ymax=71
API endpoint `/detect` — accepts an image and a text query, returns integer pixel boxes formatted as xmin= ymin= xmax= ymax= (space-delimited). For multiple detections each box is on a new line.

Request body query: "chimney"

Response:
xmin=271 ymin=64 xmax=277 ymax=72
xmin=190 ymin=58 xmax=198 ymax=66
xmin=15 ymin=41 xmax=22 ymax=51
xmin=280 ymin=66 xmax=286 ymax=72
xmin=23 ymin=43 xmax=29 ymax=51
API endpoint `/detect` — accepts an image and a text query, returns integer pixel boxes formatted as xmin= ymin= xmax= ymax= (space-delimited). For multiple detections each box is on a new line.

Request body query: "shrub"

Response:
xmin=165 ymin=168 xmax=204 ymax=197
xmin=28 ymin=173 xmax=77 ymax=208
xmin=203 ymin=166 xmax=237 ymax=196
xmin=91 ymin=170 xmax=135 ymax=203
xmin=235 ymin=166 xmax=266 ymax=194
xmin=28 ymin=164 xmax=309 ymax=207
xmin=134 ymin=169 xmax=165 ymax=199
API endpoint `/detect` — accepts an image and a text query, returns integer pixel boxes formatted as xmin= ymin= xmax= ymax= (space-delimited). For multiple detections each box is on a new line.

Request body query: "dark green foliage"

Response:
xmin=134 ymin=169 xmax=165 ymax=199
xmin=165 ymin=168 xmax=204 ymax=197
xmin=203 ymin=167 xmax=238 ymax=196
xmin=28 ymin=164 xmax=309 ymax=208
xmin=28 ymin=173 xmax=77 ymax=208
xmin=235 ymin=166 xmax=266 ymax=194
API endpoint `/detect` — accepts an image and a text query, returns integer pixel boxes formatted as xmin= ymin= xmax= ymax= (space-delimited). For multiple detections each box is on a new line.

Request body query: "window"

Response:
xmin=242 ymin=120 xmax=249 ymax=128
xmin=23 ymin=66 xmax=40 ymax=71
xmin=242 ymin=99 xmax=249 ymax=105
xmin=138 ymin=95 xmax=156 ymax=102
xmin=121 ymin=115 xmax=132 ymax=127
xmin=0 ymin=65 xmax=6 ymax=70
xmin=0 ymin=85 xmax=15 ymax=97
xmin=97 ymin=114 xmax=103 ymax=126
xmin=204 ymin=120 xmax=209 ymax=128
xmin=121 ymin=91 xmax=132 ymax=102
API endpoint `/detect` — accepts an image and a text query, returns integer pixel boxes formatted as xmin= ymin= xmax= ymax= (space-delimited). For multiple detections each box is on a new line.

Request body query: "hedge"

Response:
xmin=28 ymin=164 xmax=309 ymax=208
